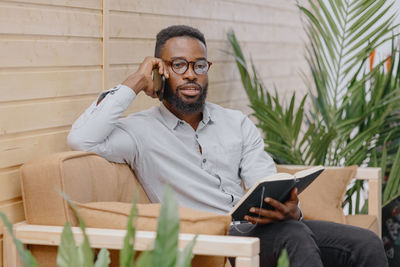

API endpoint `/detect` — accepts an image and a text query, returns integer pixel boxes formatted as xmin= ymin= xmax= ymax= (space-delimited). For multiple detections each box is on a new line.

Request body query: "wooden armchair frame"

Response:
xmin=3 ymin=166 xmax=381 ymax=267
xmin=4 ymin=222 xmax=260 ymax=267
xmin=347 ymin=166 xmax=382 ymax=234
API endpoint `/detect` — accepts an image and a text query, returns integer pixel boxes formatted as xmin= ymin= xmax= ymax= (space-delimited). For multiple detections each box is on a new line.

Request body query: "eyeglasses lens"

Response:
xmin=171 ymin=59 xmax=209 ymax=75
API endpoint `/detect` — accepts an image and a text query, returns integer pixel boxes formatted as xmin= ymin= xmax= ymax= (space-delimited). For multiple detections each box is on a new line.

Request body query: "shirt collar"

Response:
xmin=159 ymin=102 xmax=215 ymax=130
xmin=201 ymin=103 xmax=215 ymax=125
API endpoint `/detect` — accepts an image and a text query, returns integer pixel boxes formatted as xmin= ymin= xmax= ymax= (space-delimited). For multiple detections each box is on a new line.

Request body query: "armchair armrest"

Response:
xmin=4 ymin=222 xmax=260 ymax=267
xmin=353 ymin=167 xmax=382 ymax=236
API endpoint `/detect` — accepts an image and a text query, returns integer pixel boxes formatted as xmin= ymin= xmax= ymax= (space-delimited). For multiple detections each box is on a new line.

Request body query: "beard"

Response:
xmin=163 ymin=80 xmax=208 ymax=114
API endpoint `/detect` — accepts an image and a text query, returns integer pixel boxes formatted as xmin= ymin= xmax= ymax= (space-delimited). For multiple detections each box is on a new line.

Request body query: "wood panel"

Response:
xmin=0 ymin=1 xmax=101 ymax=266
xmin=220 ymin=98 xmax=252 ymax=116
xmin=209 ymin=60 xmax=308 ymax=83
xmin=0 ymin=3 xmax=102 ymax=37
xmin=0 ymin=129 xmax=70 ymax=169
xmin=207 ymin=75 xmax=307 ymax=104
xmin=109 ymin=39 xmax=155 ymax=65
xmin=4 ymin=0 xmax=102 ymax=9
xmin=0 ymin=238 xmax=2 ymax=267
xmin=124 ymin=93 xmax=160 ymax=115
xmin=207 ymin=81 xmax=248 ymax=104
xmin=221 ymin=86 xmax=309 ymax=118
xmin=224 ymin=41 xmax=305 ymax=61
xmin=225 ymin=0 xmax=298 ymax=9
xmin=0 ymin=39 xmax=102 ymax=68
xmin=102 ymin=0 xmax=110 ymax=92
xmin=109 ymin=13 xmax=305 ymax=43
xmin=0 ymin=98 xmax=94 ymax=135
xmin=0 ymin=239 xmax=3 ymax=266
xmin=0 ymin=169 xmax=21 ymax=202
xmin=109 ymin=0 xmax=300 ymax=26
xmin=226 ymin=0 xmax=309 ymax=10
xmin=0 ymin=201 xmax=25 ymax=237
xmin=109 ymin=39 xmax=304 ymax=65
xmin=107 ymin=66 xmax=136 ymax=89
xmin=0 ymin=69 xmax=102 ymax=102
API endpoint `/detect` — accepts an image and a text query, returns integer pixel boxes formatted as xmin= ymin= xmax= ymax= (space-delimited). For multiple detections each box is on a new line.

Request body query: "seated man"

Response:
xmin=68 ymin=25 xmax=387 ymax=267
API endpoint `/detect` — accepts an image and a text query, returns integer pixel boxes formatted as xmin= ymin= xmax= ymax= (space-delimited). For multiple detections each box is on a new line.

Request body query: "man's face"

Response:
xmin=160 ymin=36 xmax=209 ymax=114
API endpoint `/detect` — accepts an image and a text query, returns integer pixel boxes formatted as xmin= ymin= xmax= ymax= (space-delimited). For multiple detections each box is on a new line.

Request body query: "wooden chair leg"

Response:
xmin=235 ymin=255 xmax=259 ymax=267
xmin=3 ymin=226 xmax=23 ymax=267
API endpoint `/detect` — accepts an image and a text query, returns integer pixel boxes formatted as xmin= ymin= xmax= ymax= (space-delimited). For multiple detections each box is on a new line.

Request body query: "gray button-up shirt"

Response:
xmin=68 ymin=84 xmax=276 ymax=214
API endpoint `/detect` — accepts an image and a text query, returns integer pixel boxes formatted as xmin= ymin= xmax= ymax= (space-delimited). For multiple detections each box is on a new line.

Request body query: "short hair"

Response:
xmin=154 ymin=25 xmax=206 ymax=58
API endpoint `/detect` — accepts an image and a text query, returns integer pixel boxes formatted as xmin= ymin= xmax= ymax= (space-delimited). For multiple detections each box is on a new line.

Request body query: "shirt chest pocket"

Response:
xmin=208 ymin=143 xmax=242 ymax=177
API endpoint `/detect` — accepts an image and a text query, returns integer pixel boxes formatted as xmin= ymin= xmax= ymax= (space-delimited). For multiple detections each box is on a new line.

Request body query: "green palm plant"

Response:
xmin=228 ymin=0 xmax=400 ymax=214
xmin=301 ymin=0 xmax=398 ymax=166
xmin=301 ymin=0 xmax=400 ymax=212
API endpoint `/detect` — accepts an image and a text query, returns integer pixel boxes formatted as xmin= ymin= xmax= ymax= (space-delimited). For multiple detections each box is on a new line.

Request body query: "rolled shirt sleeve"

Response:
xmin=68 ymin=84 xmax=138 ymax=164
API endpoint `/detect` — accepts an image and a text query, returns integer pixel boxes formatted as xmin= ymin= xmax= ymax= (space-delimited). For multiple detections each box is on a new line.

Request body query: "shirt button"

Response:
xmin=202 ymin=158 xmax=206 ymax=163
xmin=195 ymin=134 xmax=199 ymax=138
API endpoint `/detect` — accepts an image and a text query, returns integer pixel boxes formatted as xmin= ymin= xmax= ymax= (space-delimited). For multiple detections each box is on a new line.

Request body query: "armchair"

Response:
xmin=3 ymin=151 xmax=382 ymax=267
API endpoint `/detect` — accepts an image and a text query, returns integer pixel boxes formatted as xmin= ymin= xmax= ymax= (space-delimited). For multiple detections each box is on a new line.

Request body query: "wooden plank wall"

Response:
xmin=0 ymin=0 xmax=308 ymax=264
xmin=0 ymin=1 xmax=103 ymax=264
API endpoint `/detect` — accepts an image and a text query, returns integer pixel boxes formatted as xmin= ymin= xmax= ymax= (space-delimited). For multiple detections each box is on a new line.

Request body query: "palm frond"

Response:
xmin=301 ymin=0 xmax=396 ymax=113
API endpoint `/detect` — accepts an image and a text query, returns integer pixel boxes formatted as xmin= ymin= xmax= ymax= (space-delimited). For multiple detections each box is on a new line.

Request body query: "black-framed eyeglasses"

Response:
xmin=164 ymin=58 xmax=212 ymax=75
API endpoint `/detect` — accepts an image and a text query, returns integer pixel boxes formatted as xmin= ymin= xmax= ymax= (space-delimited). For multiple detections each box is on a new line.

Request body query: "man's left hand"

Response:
xmin=244 ymin=187 xmax=300 ymax=224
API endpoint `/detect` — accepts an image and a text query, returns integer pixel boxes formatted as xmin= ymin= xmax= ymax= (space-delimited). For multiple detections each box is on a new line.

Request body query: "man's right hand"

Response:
xmin=245 ymin=187 xmax=300 ymax=224
xmin=122 ymin=56 xmax=169 ymax=97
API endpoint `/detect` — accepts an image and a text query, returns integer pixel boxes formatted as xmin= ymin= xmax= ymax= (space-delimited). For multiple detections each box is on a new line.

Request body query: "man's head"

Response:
xmin=155 ymin=25 xmax=209 ymax=115
xmin=155 ymin=25 xmax=206 ymax=58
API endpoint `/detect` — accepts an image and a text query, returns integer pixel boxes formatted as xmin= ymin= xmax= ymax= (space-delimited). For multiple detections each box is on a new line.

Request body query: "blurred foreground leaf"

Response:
xmin=0 ymin=212 xmax=40 ymax=267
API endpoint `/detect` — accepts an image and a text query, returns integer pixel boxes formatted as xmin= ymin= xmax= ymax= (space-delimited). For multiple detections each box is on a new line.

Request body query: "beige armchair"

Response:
xmin=3 ymin=151 xmax=382 ymax=267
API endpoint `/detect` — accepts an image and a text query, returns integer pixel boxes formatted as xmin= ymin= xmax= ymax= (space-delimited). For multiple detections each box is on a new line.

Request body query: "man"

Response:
xmin=68 ymin=25 xmax=387 ymax=267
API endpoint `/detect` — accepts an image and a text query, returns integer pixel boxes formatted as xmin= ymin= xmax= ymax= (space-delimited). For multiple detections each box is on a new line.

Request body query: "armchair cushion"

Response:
xmin=20 ymin=151 xmax=150 ymax=227
xmin=76 ymin=201 xmax=232 ymax=267
xmin=76 ymin=201 xmax=232 ymax=234
xmin=276 ymin=165 xmax=357 ymax=224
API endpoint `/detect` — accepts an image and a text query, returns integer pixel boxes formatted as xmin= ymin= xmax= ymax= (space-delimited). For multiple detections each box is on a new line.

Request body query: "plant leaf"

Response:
xmin=94 ymin=248 xmax=110 ymax=267
xmin=136 ymin=251 xmax=152 ymax=267
xmin=277 ymin=248 xmax=290 ymax=267
xmin=56 ymin=222 xmax=79 ymax=267
xmin=151 ymin=185 xmax=180 ymax=267
xmin=383 ymin=145 xmax=400 ymax=206
xmin=119 ymin=196 xmax=138 ymax=267
xmin=58 ymin=191 xmax=94 ymax=267
xmin=176 ymin=235 xmax=198 ymax=267
xmin=0 ymin=212 xmax=40 ymax=267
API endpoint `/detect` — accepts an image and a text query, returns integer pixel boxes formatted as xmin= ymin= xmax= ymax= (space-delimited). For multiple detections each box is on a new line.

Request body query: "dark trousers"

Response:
xmin=229 ymin=220 xmax=388 ymax=267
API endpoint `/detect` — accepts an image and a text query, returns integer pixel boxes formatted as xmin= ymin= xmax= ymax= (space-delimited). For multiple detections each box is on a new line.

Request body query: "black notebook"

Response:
xmin=230 ymin=166 xmax=325 ymax=221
